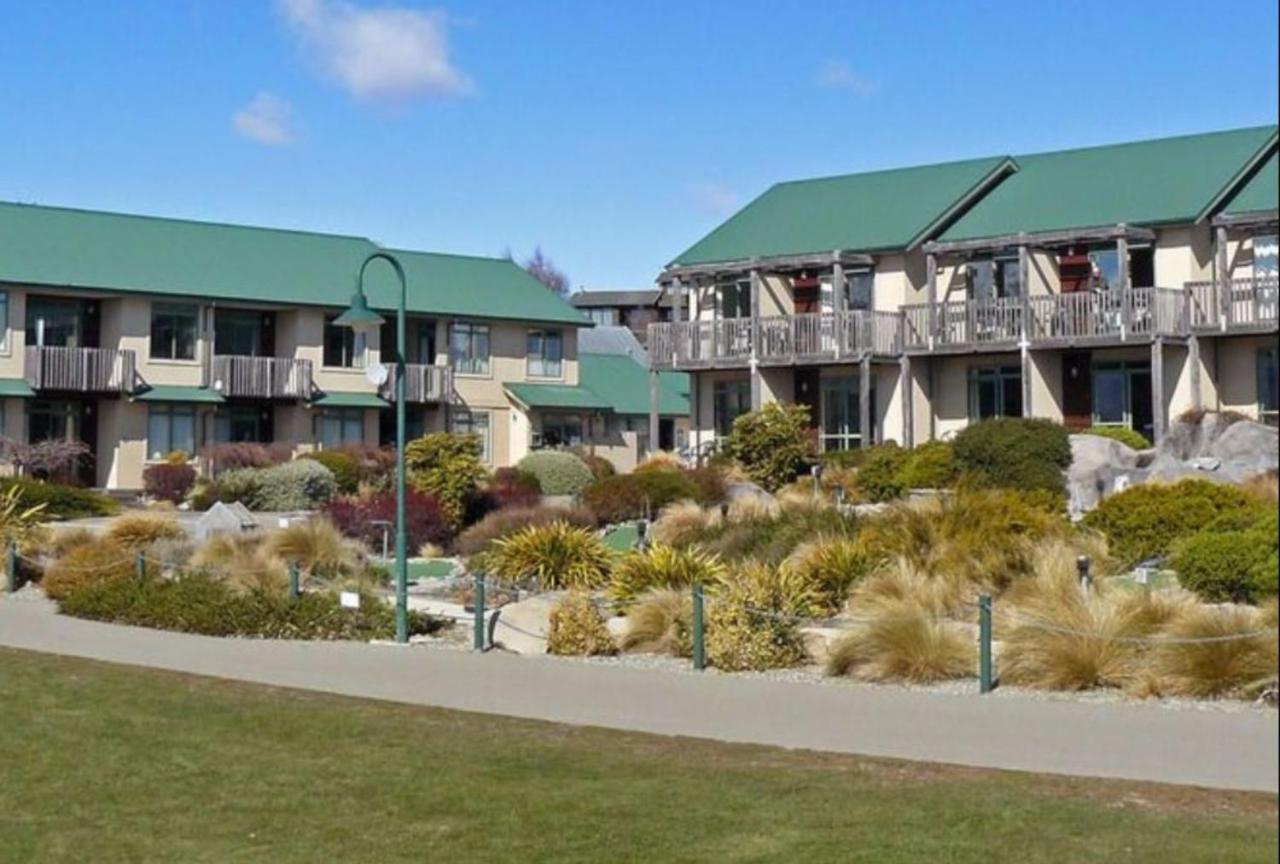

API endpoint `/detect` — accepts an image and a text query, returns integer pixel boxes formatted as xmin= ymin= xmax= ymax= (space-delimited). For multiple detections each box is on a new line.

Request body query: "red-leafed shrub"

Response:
xmin=143 ymin=462 xmax=198 ymax=504
xmin=203 ymin=442 xmax=291 ymax=474
xmin=490 ymin=467 xmax=542 ymax=509
xmin=324 ymin=489 xmax=452 ymax=554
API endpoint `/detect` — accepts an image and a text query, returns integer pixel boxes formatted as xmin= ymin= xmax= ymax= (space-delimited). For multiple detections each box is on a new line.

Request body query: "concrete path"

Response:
xmin=1 ymin=597 xmax=1276 ymax=793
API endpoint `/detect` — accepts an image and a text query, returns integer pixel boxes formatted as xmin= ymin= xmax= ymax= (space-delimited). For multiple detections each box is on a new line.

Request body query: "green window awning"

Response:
xmin=0 ymin=378 xmax=36 ymax=398
xmin=133 ymin=385 xmax=225 ymax=404
xmin=504 ymin=383 xmax=612 ymax=412
xmin=308 ymin=391 xmax=389 ymax=409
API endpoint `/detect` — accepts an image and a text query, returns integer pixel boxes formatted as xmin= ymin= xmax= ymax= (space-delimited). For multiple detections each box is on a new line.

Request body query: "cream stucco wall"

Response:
xmin=1215 ymin=335 xmax=1273 ymax=419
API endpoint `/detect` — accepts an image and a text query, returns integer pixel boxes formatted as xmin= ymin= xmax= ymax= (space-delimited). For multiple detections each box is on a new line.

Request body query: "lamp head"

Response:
xmin=333 ymin=290 xmax=385 ymax=334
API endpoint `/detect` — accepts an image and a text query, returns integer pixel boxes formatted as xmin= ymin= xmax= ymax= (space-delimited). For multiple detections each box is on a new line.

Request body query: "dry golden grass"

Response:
xmin=42 ymin=538 xmax=134 ymax=601
xmin=105 ymin=513 xmax=186 ymax=551
xmin=725 ymin=495 xmax=780 ymax=522
xmin=775 ymin=480 xmax=831 ymax=512
xmin=650 ymin=500 xmax=721 ymax=546
xmin=785 ymin=536 xmax=876 ymax=615
xmin=827 ymin=597 xmax=975 ymax=683
xmin=634 ymin=452 xmax=683 ymax=473
xmin=1142 ymin=605 xmax=1278 ymax=699
xmin=44 ymin=527 xmax=98 ymax=558
xmin=1239 ymin=471 xmax=1279 ymax=505
xmin=849 ymin=559 xmax=975 ymax=621
xmin=265 ymin=518 xmax=358 ymax=582
xmin=620 ymin=589 xmax=693 ymax=657
xmin=190 ymin=534 xmax=287 ymax=594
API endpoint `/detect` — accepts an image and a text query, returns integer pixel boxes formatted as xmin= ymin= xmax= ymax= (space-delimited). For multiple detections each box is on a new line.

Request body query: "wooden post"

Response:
xmin=859 ymin=355 xmax=872 ymax=449
xmin=1151 ymin=338 xmax=1166 ymax=445
xmin=1215 ymin=225 xmax=1230 ymax=329
xmin=926 ymin=252 xmax=938 ymax=349
xmin=749 ymin=268 xmax=762 ymax=411
xmin=833 ymin=255 xmax=845 ymax=359
xmin=1117 ymin=230 xmax=1131 ymax=338
xmin=1021 ymin=344 xmax=1034 ymax=418
xmin=648 ymin=367 xmax=660 ymax=454
xmin=900 ymin=354 xmax=913 ymax=448
xmin=1017 ymin=241 xmax=1031 ymax=336
xmin=669 ymin=277 xmax=684 ymax=366
xmin=1188 ymin=334 xmax=1203 ymax=412
xmin=690 ymin=374 xmax=701 ymax=465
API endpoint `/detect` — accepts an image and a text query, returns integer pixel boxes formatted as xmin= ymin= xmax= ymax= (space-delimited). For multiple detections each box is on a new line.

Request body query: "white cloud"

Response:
xmin=278 ymin=0 xmax=472 ymax=103
xmin=815 ymin=60 xmax=877 ymax=97
xmin=232 ymin=92 xmax=296 ymax=146
xmin=688 ymin=182 xmax=739 ymax=217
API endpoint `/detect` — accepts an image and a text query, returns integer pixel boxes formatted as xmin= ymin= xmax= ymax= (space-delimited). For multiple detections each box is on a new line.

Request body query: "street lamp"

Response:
xmin=335 ymin=251 xmax=409 ymax=643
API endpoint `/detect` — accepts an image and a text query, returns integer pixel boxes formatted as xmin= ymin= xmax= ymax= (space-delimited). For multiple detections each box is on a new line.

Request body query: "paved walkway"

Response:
xmin=1 ymin=598 xmax=1276 ymax=793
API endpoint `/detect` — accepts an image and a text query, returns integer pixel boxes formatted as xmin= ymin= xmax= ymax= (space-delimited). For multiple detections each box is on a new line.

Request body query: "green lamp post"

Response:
xmin=335 ymin=251 xmax=410 ymax=643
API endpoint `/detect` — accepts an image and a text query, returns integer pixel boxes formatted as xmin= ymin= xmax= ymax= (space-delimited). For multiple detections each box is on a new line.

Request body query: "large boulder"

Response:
xmin=1208 ymin=420 xmax=1279 ymax=475
xmin=1147 ymin=416 xmax=1278 ymax=485
xmin=1066 ymin=434 xmax=1140 ymax=518
xmin=490 ymin=593 xmax=561 ymax=655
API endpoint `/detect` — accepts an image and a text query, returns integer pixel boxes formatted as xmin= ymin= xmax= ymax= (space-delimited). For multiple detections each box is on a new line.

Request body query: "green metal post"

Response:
xmin=288 ymin=562 xmax=300 ymax=601
xmin=979 ymin=594 xmax=994 ymax=694
xmin=691 ymin=581 xmax=705 ymax=671
xmin=473 ymin=573 xmax=486 ymax=651
xmin=135 ymin=551 xmax=146 ymax=581
xmin=6 ymin=541 xmax=17 ymax=593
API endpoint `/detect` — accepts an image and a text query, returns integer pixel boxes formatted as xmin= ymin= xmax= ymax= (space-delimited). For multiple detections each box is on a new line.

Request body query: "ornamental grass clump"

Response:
xmin=608 ymin=543 xmax=726 ymax=605
xmin=482 ymin=521 xmax=612 ymax=590
xmin=621 ymin=589 xmax=693 ymax=656
xmin=265 ymin=518 xmax=359 ymax=583
xmin=827 ymin=596 xmax=974 ymax=683
xmin=454 ymin=505 xmax=596 ymax=557
xmin=547 ymin=591 xmax=617 ymax=656
xmin=705 ymin=562 xmax=819 ymax=672
xmin=649 ymin=500 xmax=722 ymax=546
xmin=1142 ymin=605 xmax=1278 ymax=700
xmin=42 ymin=538 xmax=136 ymax=602
xmin=784 ymin=536 xmax=877 ymax=615
xmin=105 ymin=513 xmax=186 ymax=551
xmin=189 ymin=534 xmax=288 ymax=595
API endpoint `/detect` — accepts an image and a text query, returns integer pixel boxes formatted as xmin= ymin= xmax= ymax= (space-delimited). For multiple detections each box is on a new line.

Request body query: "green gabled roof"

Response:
xmin=0 ymin=201 xmax=588 ymax=327
xmin=0 ymin=378 xmax=36 ymax=398
xmin=1223 ymin=152 xmax=1278 ymax=216
xmin=942 ymin=126 xmax=1278 ymax=242
xmin=578 ymin=353 xmax=688 ymax=416
xmin=504 ymin=382 xmax=613 ymax=411
xmin=671 ymin=156 xmax=1014 ymax=266
xmin=308 ymin=391 xmax=388 ymax=409
xmin=134 ymin=385 xmax=224 ymax=404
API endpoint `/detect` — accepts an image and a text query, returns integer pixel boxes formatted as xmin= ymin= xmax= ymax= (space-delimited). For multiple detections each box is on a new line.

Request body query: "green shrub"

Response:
xmin=1170 ymin=516 xmax=1279 ymax=604
xmin=570 ymin=448 xmax=616 ymax=481
xmin=722 ymin=403 xmax=813 ymax=492
xmin=1083 ymin=480 xmax=1259 ymax=568
xmin=608 ymin=544 xmax=726 ymax=605
xmin=517 ymin=451 xmax=594 ymax=496
xmin=480 ymin=521 xmax=613 ymax=589
xmin=215 ymin=460 xmax=337 ymax=511
xmin=405 ymin=433 xmax=487 ymax=527
xmin=952 ymin=418 xmax=1072 ymax=493
xmin=300 ymin=450 xmax=361 ymax=494
xmin=896 ymin=440 xmax=958 ymax=490
xmin=1082 ymin=426 xmax=1150 ymax=450
xmin=0 ymin=477 xmax=117 ymax=519
xmin=784 ymin=536 xmax=878 ymax=614
xmin=581 ymin=471 xmax=700 ymax=524
xmin=853 ymin=444 xmax=909 ymax=502
xmin=546 ymin=591 xmax=617 ymax=656
xmin=705 ymin=563 xmax=817 ymax=671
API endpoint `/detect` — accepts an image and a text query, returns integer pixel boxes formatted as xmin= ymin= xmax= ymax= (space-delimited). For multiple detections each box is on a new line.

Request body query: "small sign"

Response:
xmin=339 ymin=591 xmax=361 ymax=609
xmin=1134 ymin=568 xmax=1151 ymax=586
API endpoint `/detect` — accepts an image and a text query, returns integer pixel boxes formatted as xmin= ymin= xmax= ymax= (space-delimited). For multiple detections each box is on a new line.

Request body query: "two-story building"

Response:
xmin=0 ymin=201 xmax=598 ymax=490
xmin=570 ymin=289 xmax=671 ymax=348
xmin=647 ymin=125 xmax=1278 ymax=454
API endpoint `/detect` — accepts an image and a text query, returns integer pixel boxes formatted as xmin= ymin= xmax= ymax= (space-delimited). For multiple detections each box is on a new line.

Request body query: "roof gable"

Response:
xmin=1223 ymin=151 xmax=1279 ymax=216
xmin=671 ymin=156 xmax=1014 ymax=266
xmin=942 ymin=126 xmax=1278 ymax=242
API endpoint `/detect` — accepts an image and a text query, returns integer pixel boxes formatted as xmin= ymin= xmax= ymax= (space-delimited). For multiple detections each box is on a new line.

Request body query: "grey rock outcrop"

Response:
xmin=1066 ymin=435 xmax=1141 ymax=518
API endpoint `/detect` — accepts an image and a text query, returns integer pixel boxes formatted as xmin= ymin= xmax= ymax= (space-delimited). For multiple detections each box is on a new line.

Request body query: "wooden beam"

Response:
xmin=671 ymin=277 xmax=684 ymax=325
xmin=1188 ymin=334 xmax=1202 ymax=411
xmin=1151 ymin=339 xmax=1166 ymax=445
xmin=1210 ymin=211 xmax=1280 ymax=231
xmin=900 ymin=354 xmax=913 ymax=448
xmin=926 ymin=252 xmax=938 ymax=349
xmin=648 ymin=368 xmax=660 ymax=454
xmin=1117 ymin=231 xmax=1131 ymax=337
xmin=1215 ymin=225 xmax=1230 ymax=328
xmin=1020 ymin=344 xmax=1033 ymax=419
xmin=832 ymin=256 xmax=845 ymax=360
xmin=690 ymin=374 xmax=701 ymax=466
xmin=859 ymin=355 xmax=872 ymax=449
xmin=663 ymin=251 xmax=873 ymax=282
xmin=925 ymin=224 xmax=1155 ymax=256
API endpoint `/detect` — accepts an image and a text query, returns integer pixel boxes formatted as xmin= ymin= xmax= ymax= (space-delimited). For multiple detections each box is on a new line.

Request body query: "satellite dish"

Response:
xmin=365 ymin=362 xmax=389 ymax=387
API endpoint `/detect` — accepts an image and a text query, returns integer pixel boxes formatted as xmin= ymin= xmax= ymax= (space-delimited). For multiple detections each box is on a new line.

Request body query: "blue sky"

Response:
xmin=1 ymin=0 xmax=1277 ymax=289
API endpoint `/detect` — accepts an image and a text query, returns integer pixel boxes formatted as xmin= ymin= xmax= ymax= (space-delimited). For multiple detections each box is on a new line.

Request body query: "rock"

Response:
xmin=1208 ymin=421 xmax=1279 ymax=475
xmin=605 ymin=616 xmax=629 ymax=640
xmin=799 ymin=626 xmax=845 ymax=666
xmin=490 ymin=593 xmax=563 ymax=655
xmin=193 ymin=501 xmax=258 ymax=542
xmin=725 ymin=481 xmax=774 ymax=505
xmin=1066 ymin=434 xmax=1140 ymax=518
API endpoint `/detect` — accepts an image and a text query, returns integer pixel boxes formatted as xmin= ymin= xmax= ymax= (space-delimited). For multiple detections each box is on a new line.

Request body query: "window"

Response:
xmin=716 ymin=280 xmax=751 ymax=319
xmin=449 ymin=409 xmax=491 ymax=461
xmin=147 ymin=405 xmax=196 ymax=460
xmin=968 ymin=367 xmax=1023 ymax=421
xmin=215 ymin=310 xmax=266 ymax=356
xmin=584 ymin=308 xmax=616 ymax=327
xmin=150 ymin=303 xmax=198 ymax=361
xmin=819 ymin=268 xmax=874 ymax=312
xmin=536 ymin=412 xmax=583 ymax=448
xmin=319 ymin=408 xmax=365 ymax=449
xmin=26 ymin=297 xmax=86 ymax=348
xmin=214 ymin=406 xmax=270 ymax=443
xmin=449 ymin=322 xmax=491 ymax=376
xmin=324 ymin=315 xmax=363 ymax=368
xmin=1254 ymin=234 xmax=1279 ymax=278
xmin=1259 ymin=348 xmax=1278 ymax=427
xmin=1092 ymin=361 xmax=1153 ymax=441
xmin=527 ymin=330 xmax=564 ymax=378
xmin=1088 ymin=249 xmax=1122 ymax=291
xmin=0 ymin=290 xmax=8 ymax=351
xmin=713 ymin=379 xmax=751 ymax=436
xmin=819 ymin=376 xmax=874 ymax=452
xmin=995 ymin=258 xmax=1022 ymax=299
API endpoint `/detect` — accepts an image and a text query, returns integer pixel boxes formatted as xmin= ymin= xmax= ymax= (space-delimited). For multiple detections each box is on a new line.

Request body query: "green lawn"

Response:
xmin=0 ymin=648 xmax=1275 ymax=864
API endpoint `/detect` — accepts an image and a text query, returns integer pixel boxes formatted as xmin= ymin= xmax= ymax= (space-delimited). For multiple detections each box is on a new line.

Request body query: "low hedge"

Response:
xmin=1170 ymin=518 xmax=1278 ymax=604
xmin=199 ymin=460 xmax=337 ymax=511
xmin=953 ymin=418 xmax=1072 ymax=493
xmin=517 ymin=451 xmax=594 ymax=496
xmin=300 ymin=451 xmax=361 ymax=494
xmin=59 ymin=573 xmax=443 ymax=640
xmin=582 ymin=471 xmax=702 ymax=523
xmin=0 ymin=477 xmax=118 ymax=519
xmin=1081 ymin=426 xmax=1151 ymax=450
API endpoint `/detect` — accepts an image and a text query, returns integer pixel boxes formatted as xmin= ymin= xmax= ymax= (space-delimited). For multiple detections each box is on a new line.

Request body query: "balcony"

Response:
xmin=378 ymin=364 xmax=452 ymax=403
xmin=1186 ymin=277 xmax=1279 ymax=333
xmin=649 ymin=311 xmax=901 ymax=370
xmin=207 ymin=355 xmax=314 ymax=400
xmin=24 ymin=346 xmax=138 ymax=394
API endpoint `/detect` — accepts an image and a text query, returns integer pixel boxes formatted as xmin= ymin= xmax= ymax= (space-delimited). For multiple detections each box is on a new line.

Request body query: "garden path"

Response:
xmin=1 ymin=597 xmax=1275 ymax=793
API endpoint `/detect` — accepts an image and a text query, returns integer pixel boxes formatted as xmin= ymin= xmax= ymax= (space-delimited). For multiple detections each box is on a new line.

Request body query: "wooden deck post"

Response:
xmin=926 ymin=252 xmax=938 ymax=350
xmin=1018 ymin=241 xmax=1033 ymax=417
xmin=648 ymin=367 xmax=660 ymax=454
xmin=833 ymin=253 xmax=845 ymax=359
xmin=1151 ymin=339 xmax=1166 ymax=446
xmin=859 ymin=355 xmax=872 ymax=449
xmin=900 ymin=354 xmax=913 ymax=448
xmin=690 ymin=374 xmax=701 ymax=465
xmin=1117 ymin=229 xmax=1131 ymax=339
xmin=749 ymin=268 xmax=762 ymax=411
xmin=670 ymin=277 xmax=684 ymax=366
xmin=1215 ymin=225 xmax=1230 ymax=329
xmin=1188 ymin=334 xmax=1202 ymax=412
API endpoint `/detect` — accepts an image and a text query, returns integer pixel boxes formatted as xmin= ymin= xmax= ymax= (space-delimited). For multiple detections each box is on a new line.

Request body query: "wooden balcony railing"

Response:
xmin=24 ymin=346 xmax=137 ymax=393
xmin=901 ymin=296 xmax=1024 ymax=351
xmin=649 ymin=311 xmax=899 ymax=369
xmin=1185 ymin=277 xmax=1279 ymax=332
xmin=379 ymin=364 xmax=451 ymax=403
xmin=208 ymin=355 xmax=314 ymax=399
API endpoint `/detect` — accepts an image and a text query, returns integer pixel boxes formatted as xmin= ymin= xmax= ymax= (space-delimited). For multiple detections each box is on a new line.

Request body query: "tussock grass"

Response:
xmin=266 ymin=518 xmax=358 ymax=582
xmin=849 ymin=559 xmax=975 ymax=621
xmin=725 ymin=495 xmax=780 ymax=522
xmin=105 ymin=513 xmax=186 ymax=551
xmin=1143 ymin=605 xmax=1278 ymax=699
xmin=650 ymin=500 xmax=721 ymax=546
xmin=482 ymin=521 xmax=613 ymax=590
xmin=827 ymin=597 xmax=975 ymax=683
xmin=609 ymin=543 xmax=725 ymax=605
xmin=620 ymin=589 xmax=693 ymax=657
xmin=190 ymin=534 xmax=287 ymax=594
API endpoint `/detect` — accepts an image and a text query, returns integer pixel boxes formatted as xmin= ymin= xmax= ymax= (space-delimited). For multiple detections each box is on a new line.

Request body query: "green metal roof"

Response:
xmin=1224 ymin=152 xmax=1278 ymax=216
xmin=578 ymin=353 xmax=689 ymax=416
xmin=503 ymin=382 xmax=613 ymax=411
xmin=134 ymin=385 xmax=224 ymax=404
xmin=0 ymin=378 xmax=36 ymax=398
xmin=942 ymin=126 xmax=1278 ymax=242
xmin=0 ymin=201 xmax=588 ymax=327
xmin=671 ymin=156 xmax=1014 ymax=265
xmin=308 ymin=392 xmax=388 ymax=409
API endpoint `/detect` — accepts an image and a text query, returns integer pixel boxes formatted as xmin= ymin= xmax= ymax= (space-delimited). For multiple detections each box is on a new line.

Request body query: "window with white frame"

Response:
xmin=449 ymin=322 xmax=491 ymax=375
xmin=147 ymin=404 xmax=196 ymax=461
xmin=527 ymin=329 xmax=564 ymax=378
xmin=324 ymin=315 xmax=364 ymax=368
xmin=1254 ymin=234 xmax=1279 ymax=278
xmin=449 ymin=409 xmax=491 ymax=461
xmin=968 ymin=367 xmax=1023 ymax=421
xmin=584 ymin=307 xmax=615 ymax=327
xmin=150 ymin=302 xmax=199 ymax=361
xmin=713 ymin=379 xmax=751 ymax=436
xmin=536 ymin=412 xmax=582 ymax=448
xmin=715 ymin=280 xmax=751 ymax=319
xmin=319 ymin=408 xmax=365 ymax=449
xmin=1258 ymin=348 xmax=1278 ymax=427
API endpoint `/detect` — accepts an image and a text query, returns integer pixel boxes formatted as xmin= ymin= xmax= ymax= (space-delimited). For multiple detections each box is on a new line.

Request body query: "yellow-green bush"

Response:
xmin=609 ymin=543 xmax=726 ymax=605
xmin=405 ymin=432 xmax=487 ymax=527
xmin=547 ymin=590 xmax=617 ymax=656
xmin=482 ymin=521 xmax=612 ymax=590
xmin=705 ymin=563 xmax=818 ymax=671
xmin=784 ymin=536 xmax=877 ymax=614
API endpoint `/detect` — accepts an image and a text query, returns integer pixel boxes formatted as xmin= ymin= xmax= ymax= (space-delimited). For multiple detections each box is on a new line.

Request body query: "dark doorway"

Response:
xmin=658 ymin=418 xmax=675 ymax=451
xmin=1062 ymin=352 xmax=1092 ymax=430
xmin=794 ymin=368 xmax=821 ymax=450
